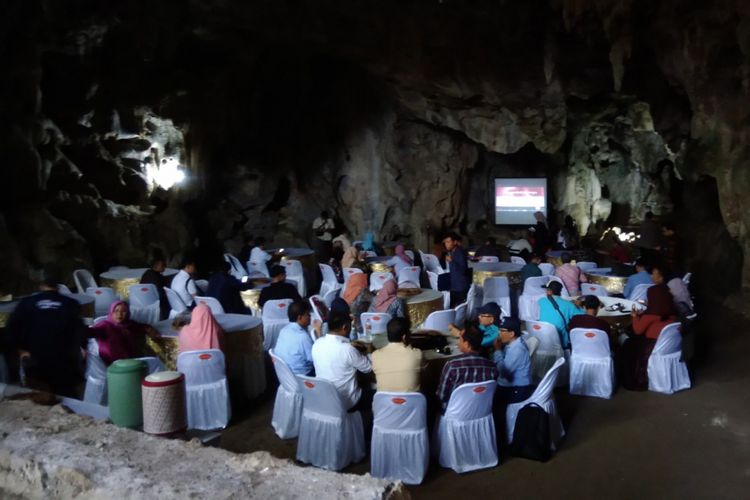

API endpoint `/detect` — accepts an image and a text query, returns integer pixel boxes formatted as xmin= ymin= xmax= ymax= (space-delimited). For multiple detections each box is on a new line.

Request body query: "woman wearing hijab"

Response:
xmin=341 ymin=247 xmax=368 ymax=272
xmin=178 ymin=303 xmax=225 ymax=353
xmin=387 ymin=244 xmax=413 ymax=276
xmin=619 ymin=284 xmax=678 ymax=390
xmin=89 ymin=301 xmax=160 ymax=365
xmin=368 ymin=279 xmax=406 ymax=318
xmin=342 ymin=273 xmax=372 ymax=335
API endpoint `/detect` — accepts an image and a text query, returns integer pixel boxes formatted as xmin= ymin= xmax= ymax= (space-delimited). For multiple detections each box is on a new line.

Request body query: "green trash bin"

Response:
xmin=107 ymin=359 xmax=147 ymax=428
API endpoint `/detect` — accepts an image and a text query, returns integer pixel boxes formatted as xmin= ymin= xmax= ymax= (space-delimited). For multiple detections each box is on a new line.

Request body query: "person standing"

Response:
xmin=140 ymin=257 xmax=171 ymax=320
xmin=442 ymin=232 xmax=469 ymax=307
xmin=312 ymin=211 xmax=335 ymax=262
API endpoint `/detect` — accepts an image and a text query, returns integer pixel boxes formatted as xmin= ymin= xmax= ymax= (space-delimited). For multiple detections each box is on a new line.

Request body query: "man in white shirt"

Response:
xmin=507 ymin=229 xmax=533 ymax=256
xmin=312 ymin=311 xmax=372 ymax=410
xmin=170 ymin=258 xmax=197 ymax=308
xmin=249 ymin=237 xmax=273 ymax=276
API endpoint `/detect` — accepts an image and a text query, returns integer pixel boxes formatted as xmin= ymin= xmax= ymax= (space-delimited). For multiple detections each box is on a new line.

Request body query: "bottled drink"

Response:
xmin=364 ymin=318 xmax=372 ymax=342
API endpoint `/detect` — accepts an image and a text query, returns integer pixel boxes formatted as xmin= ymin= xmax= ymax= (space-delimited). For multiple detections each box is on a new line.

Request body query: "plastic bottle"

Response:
xmin=364 ymin=318 xmax=372 ymax=342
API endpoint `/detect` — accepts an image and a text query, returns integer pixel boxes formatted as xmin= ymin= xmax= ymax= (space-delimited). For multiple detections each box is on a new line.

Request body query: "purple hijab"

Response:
xmin=89 ymin=300 xmax=147 ymax=365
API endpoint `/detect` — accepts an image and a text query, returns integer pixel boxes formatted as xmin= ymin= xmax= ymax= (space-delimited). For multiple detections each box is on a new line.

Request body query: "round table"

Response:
xmin=148 ymin=313 xmax=265 ymax=399
xmin=0 ymin=293 xmax=96 ymax=327
xmin=470 ymin=262 xmax=523 ymax=287
xmin=596 ymin=296 xmax=646 ymax=339
xmin=403 ymin=289 xmax=444 ymax=328
xmin=100 ymin=268 xmax=178 ymax=300
xmin=366 ymin=256 xmax=394 ymax=274
xmin=585 ymin=270 xmax=628 ymax=295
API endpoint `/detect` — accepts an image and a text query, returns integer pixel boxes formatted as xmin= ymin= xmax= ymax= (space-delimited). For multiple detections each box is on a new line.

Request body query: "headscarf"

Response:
xmin=362 ymin=232 xmax=375 ymax=252
xmin=645 ymin=284 xmax=677 ymax=319
xmin=341 ymin=247 xmax=359 ymax=269
xmin=394 ymin=244 xmax=413 ymax=265
xmin=179 ymin=303 xmax=225 ymax=353
xmin=373 ymin=279 xmax=398 ymax=313
xmin=89 ymin=301 xmax=145 ymax=365
xmin=342 ymin=273 xmax=368 ymax=305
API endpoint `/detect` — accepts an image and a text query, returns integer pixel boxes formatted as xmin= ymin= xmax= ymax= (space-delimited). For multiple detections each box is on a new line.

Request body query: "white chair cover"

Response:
xmin=466 ymin=284 xmax=482 ymax=321
xmin=296 ymin=375 xmax=365 ymax=471
xmin=128 ymin=284 xmax=159 ymax=307
xmin=479 ymin=256 xmax=500 ymax=263
xmin=261 ymin=299 xmax=293 ymax=351
xmin=73 ymin=269 xmax=97 ymax=294
xmin=539 ymin=263 xmax=555 ymax=276
xmin=86 ymin=287 xmax=118 ymax=318
xmin=247 ymin=260 xmax=270 ymax=278
xmin=419 ymin=251 xmax=446 ymax=275
xmin=580 ymin=283 xmax=609 ymax=297
xmin=525 ymin=336 xmax=540 ymax=358
xmin=372 ymin=392 xmax=428 ymax=484
xmin=648 ymin=322 xmax=691 ymax=394
xmin=164 ymin=287 xmax=188 ymax=318
xmin=322 ymin=288 xmax=339 ymax=308
xmin=269 ymin=349 xmax=304 ymax=438
xmin=129 ymin=301 xmax=160 ymax=325
xmin=482 ymin=276 xmax=511 ymax=318
xmin=57 ymin=283 xmax=73 ymax=294
xmin=506 ymin=357 xmax=566 ymax=448
xmin=398 ymin=266 xmax=422 ymax=287
xmin=422 ymin=309 xmax=455 ymax=334
xmin=454 ymin=302 xmax=468 ymax=328
xmin=224 ymin=253 xmax=247 ymax=280
xmin=682 ymin=272 xmax=692 ymax=284
xmin=526 ymin=320 xmax=564 ymax=384
xmin=510 ymin=256 xmax=526 ymax=265
xmin=518 ymin=276 xmax=549 ymax=321
xmin=628 ymin=283 xmax=653 ymax=302
xmin=370 ymin=271 xmax=395 ymax=291
xmin=405 ymin=250 xmax=415 ymax=261
xmin=427 ymin=271 xmax=451 ymax=309
xmin=195 ymin=296 xmax=225 ymax=315
xmin=569 ymin=328 xmax=614 ymax=399
xmin=318 ymin=263 xmax=342 ymax=298
xmin=282 ymin=259 xmax=306 ymax=298
xmin=360 ymin=312 xmax=392 ymax=335
xmin=83 ymin=339 xmax=107 ymax=405
xmin=177 ymin=349 xmax=231 ymax=430
xmin=435 ymin=380 xmax=497 ymax=473
xmin=194 ymin=279 xmax=208 ymax=295
xmin=576 ymin=261 xmax=597 ymax=272
xmin=134 ymin=356 xmax=165 ymax=375
xmin=343 ymin=267 xmax=364 ymax=287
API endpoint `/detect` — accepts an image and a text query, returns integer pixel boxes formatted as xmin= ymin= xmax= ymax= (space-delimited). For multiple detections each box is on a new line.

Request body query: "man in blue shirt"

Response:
xmin=622 ymin=258 xmax=651 ymax=299
xmin=442 ymin=232 xmax=469 ymax=307
xmin=492 ymin=316 xmax=533 ymax=403
xmin=273 ymin=301 xmax=321 ymax=375
xmin=538 ymin=280 xmax=584 ymax=349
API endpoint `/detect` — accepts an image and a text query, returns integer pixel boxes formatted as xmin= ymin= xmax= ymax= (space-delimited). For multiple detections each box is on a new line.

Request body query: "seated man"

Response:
xmin=554 ymin=252 xmax=587 ymax=296
xmin=507 ymin=230 xmax=533 ymax=257
xmin=520 ymin=253 xmax=543 ymax=286
xmin=140 ymin=257 xmax=170 ymax=320
xmin=372 ymin=317 xmax=423 ymax=392
xmin=6 ymin=268 xmax=86 ymax=397
xmin=249 ymin=236 xmax=274 ymax=275
xmin=258 ymin=265 xmax=302 ymax=309
xmin=475 ymin=237 xmax=503 ymax=259
xmin=312 ymin=311 xmax=373 ymax=411
xmin=538 ymin=280 xmax=584 ymax=349
xmin=568 ymin=295 xmax=612 ymax=338
xmin=447 ymin=302 xmax=501 ymax=348
xmin=171 ymin=258 xmax=199 ymax=308
xmin=492 ymin=316 xmax=533 ymax=403
xmin=275 ymin=301 xmax=321 ymax=375
xmin=207 ymin=261 xmax=253 ymax=314
xmin=436 ymin=325 xmax=498 ymax=412
xmin=623 ymin=258 xmax=651 ymax=299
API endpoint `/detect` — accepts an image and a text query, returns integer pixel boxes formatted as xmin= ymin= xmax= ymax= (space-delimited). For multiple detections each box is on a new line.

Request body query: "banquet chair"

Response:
xmin=177 ymin=349 xmax=231 ymax=430
xmin=647 ymin=322 xmax=691 ymax=394
xmin=269 ymin=349 xmax=304 ymax=439
xmin=434 ymin=380 xmax=497 ymax=473
xmin=73 ymin=269 xmax=97 ymax=294
xmin=539 ymin=262 xmax=555 ymax=276
xmin=576 ymin=261 xmax=598 ymax=272
xmin=322 ymin=288 xmax=339 ymax=308
xmin=427 ymin=271 xmax=451 ymax=309
xmin=296 ymin=375 xmax=365 ymax=471
xmin=506 ymin=357 xmax=566 ymax=449
xmin=86 ymin=287 xmax=118 ymax=318
xmin=518 ymin=276 xmax=549 ymax=321
xmin=195 ymin=296 xmax=225 ymax=315
xmin=164 ymin=287 xmax=189 ymax=318
xmin=261 ymin=299 xmax=293 ymax=351
xmin=247 ymin=260 xmax=270 ymax=278
xmin=128 ymin=284 xmax=161 ymax=324
xmin=466 ymin=284 xmax=482 ymax=321
xmin=479 ymin=256 xmax=500 ymax=263
xmin=510 ymin=256 xmax=526 ymax=265
xmin=83 ymin=338 xmax=108 ymax=405
xmin=360 ymin=312 xmax=392 ymax=335
xmin=682 ymin=272 xmax=692 ymax=285
xmin=525 ymin=335 xmax=540 ymax=358
xmin=419 ymin=251 xmax=445 ymax=275
xmin=194 ymin=279 xmax=209 ymax=295
xmin=371 ymin=392 xmax=429 ymax=485
xmin=283 ymin=259 xmax=306 ymax=298
xmin=108 ymin=266 xmax=128 ymax=271
xmin=57 ymin=283 xmax=73 ymax=295
xmin=398 ymin=266 xmax=422 ymax=287
xmin=343 ymin=267 xmax=364 ymax=287
xmin=405 ymin=250 xmax=415 ymax=261
xmin=224 ymin=253 xmax=247 ymax=280
xmin=360 ymin=250 xmax=377 ymax=258
xmin=580 ymin=283 xmax=609 ymax=297
xmin=134 ymin=356 xmax=165 ymax=375
xmin=628 ymin=283 xmax=653 ymax=302
xmin=569 ymin=328 xmax=614 ymax=399
xmin=422 ymin=309 xmax=455 ymax=334
xmin=482 ymin=276 xmax=511 ymax=318
xmin=318 ymin=263 xmax=342 ymax=298
xmin=453 ymin=302 xmax=468 ymax=328
xmin=370 ymin=271 xmax=395 ymax=292
xmin=526 ymin=320 xmax=565 ymax=384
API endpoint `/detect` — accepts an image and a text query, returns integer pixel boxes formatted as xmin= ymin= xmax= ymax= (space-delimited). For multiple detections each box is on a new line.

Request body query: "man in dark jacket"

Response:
xmin=140 ymin=257 xmax=170 ymax=320
xmin=258 ymin=265 xmax=302 ymax=309
xmin=442 ymin=232 xmax=470 ymax=307
xmin=207 ymin=261 xmax=253 ymax=314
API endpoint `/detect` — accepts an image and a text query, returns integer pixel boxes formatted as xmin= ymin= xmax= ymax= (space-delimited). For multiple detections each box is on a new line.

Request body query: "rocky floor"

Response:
xmin=221 ymin=301 xmax=750 ymax=499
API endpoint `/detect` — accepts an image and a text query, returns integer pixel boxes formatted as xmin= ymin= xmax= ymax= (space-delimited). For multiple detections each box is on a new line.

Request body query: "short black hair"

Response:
xmin=270 ymin=265 xmax=286 ymax=278
xmin=41 ymin=265 xmax=62 ymax=288
xmin=461 ymin=324 xmax=483 ymax=352
xmin=151 ymin=256 xmax=165 ymax=267
xmin=645 ymin=211 xmax=654 ymax=220
xmin=327 ymin=311 xmax=351 ymax=332
xmin=443 ymin=232 xmax=461 ymax=241
xmin=561 ymin=252 xmax=572 ymax=264
xmin=386 ymin=317 xmax=411 ymax=343
xmin=288 ymin=300 xmax=312 ymax=322
xmin=180 ymin=256 xmax=196 ymax=269
xmin=635 ymin=257 xmax=647 ymax=269
xmin=583 ymin=295 xmax=601 ymax=310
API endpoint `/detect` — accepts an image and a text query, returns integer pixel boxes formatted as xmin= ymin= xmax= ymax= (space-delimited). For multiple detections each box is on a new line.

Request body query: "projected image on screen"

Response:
xmin=494 ymin=178 xmax=547 ymax=225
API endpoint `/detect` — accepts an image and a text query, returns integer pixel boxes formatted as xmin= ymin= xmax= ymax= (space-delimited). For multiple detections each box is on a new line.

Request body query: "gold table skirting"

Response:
xmin=586 ymin=273 xmax=627 ymax=295
xmin=473 ymin=270 xmax=522 ymax=287
xmin=405 ymin=292 xmax=443 ymax=328
xmin=101 ymin=277 xmax=140 ymax=300
xmin=240 ymin=289 xmax=262 ymax=316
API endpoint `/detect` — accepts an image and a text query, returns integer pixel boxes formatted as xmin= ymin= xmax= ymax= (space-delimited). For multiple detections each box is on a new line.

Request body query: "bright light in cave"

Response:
xmin=148 ymin=157 xmax=186 ymax=190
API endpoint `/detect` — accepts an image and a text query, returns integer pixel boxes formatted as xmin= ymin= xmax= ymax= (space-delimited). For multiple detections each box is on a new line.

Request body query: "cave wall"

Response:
xmin=1 ymin=0 xmax=747 ymax=296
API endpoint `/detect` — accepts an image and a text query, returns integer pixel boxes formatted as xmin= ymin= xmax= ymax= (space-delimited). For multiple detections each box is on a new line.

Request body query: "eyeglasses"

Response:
xmin=478 ymin=314 xmax=494 ymax=318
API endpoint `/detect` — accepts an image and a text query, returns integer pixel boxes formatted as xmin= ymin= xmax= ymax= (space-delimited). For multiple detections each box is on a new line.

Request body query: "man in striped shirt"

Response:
xmin=436 ymin=325 xmax=498 ymax=412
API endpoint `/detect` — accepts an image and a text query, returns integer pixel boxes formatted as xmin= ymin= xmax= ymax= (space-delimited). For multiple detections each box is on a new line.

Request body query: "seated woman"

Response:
xmin=619 ymin=284 xmax=678 ymax=390
xmin=368 ymin=279 xmax=406 ymax=318
xmin=342 ymin=273 xmax=372 ymax=336
xmin=177 ymin=303 xmax=225 ymax=353
xmin=341 ymin=246 xmax=368 ymax=273
xmin=387 ymin=244 xmax=413 ymax=276
xmin=89 ymin=301 xmax=161 ymax=365
xmin=651 ymin=264 xmax=694 ymax=317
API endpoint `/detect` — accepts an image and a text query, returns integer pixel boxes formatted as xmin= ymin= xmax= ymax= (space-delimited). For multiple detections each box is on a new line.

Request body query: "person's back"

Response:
xmin=207 ymin=266 xmax=250 ymax=314
xmin=276 ymin=322 xmax=314 ymax=375
xmin=141 ymin=260 xmax=170 ymax=320
xmin=554 ymin=253 xmax=587 ymax=295
xmin=520 ymin=260 xmax=542 ymax=285
xmin=537 ymin=281 xmax=583 ymax=348
xmin=623 ymin=267 xmax=651 ymax=299
xmin=371 ymin=317 xmax=422 ymax=392
xmin=171 ymin=260 xmax=198 ymax=308
xmin=567 ymin=295 xmax=611 ymax=337
xmin=259 ymin=281 xmax=302 ymax=308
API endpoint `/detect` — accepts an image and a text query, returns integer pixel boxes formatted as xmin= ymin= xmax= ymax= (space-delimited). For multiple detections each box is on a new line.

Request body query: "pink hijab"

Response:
xmin=89 ymin=301 xmax=146 ymax=365
xmin=373 ymin=279 xmax=398 ymax=313
xmin=394 ymin=244 xmax=413 ymax=265
xmin=179 ymin=303 xmax=225 ymax=352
